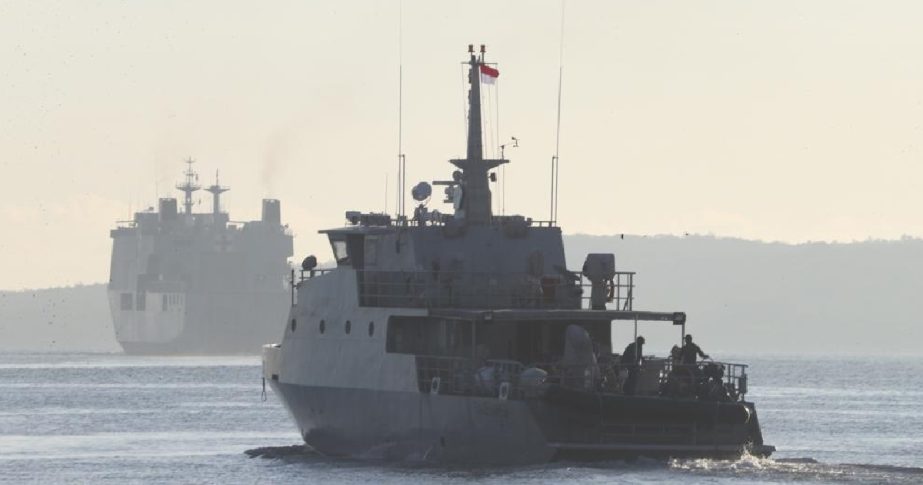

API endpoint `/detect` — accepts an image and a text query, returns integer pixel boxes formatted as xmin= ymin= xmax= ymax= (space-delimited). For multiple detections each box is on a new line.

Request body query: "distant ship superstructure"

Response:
xmin=109 ymin=160 xmax=293 ymax=354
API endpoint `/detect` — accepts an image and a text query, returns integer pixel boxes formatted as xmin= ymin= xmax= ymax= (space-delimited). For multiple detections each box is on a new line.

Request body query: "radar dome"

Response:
xmin=411 ymin=182 xmax=432 ymax=201
xmin=301 ymin=255 xmax=318 ymax=271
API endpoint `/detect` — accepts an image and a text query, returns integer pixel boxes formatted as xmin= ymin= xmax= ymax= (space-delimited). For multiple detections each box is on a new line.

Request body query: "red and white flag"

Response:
xmin=480 ymin=64 xmax=499 ymax=85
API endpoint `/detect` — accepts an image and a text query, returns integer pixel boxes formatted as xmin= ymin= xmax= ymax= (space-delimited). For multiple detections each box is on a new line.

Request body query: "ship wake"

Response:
xmin=669 ymin=452 xmax=923 ymax=483
xmin=246 ymin=445 xmax=923 ymax=483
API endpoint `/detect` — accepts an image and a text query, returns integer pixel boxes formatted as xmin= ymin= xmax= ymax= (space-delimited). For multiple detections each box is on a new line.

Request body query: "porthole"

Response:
xmin=345 ymin=320 xmax=352 ymax=334
xmin=319 ymin=320 xmax=326 ymax=334
xmin=291 ymin=318 xmax=297 ymax=332
xmin=368 ymin=321 xmax=374 ymax=337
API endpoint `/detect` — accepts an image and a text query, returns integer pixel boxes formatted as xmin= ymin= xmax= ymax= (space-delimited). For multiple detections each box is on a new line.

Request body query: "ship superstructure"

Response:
xmin=109 ymin=160 xmax=293 ymax=354
xmin=262 ymin=47 xmax=772 ymax=464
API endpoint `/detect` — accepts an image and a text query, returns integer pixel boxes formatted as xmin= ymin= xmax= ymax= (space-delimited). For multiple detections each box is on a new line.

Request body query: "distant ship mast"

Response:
xmin=176 ymin=158 xmax=201 ymax=215
xmin=205 ymin=170 xmax=229 ymax=216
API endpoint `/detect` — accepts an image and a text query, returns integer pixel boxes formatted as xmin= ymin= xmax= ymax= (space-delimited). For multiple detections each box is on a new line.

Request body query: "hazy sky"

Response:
xmin=2 ymin=1 xmax=923 ymax=290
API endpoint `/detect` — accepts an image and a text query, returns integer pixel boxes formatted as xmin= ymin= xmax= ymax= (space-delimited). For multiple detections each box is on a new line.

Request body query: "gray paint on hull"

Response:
xmin=270 ymin=382 xmax=765 ymax=464
xmin=272 ymin=382 xmax=554 ymax=465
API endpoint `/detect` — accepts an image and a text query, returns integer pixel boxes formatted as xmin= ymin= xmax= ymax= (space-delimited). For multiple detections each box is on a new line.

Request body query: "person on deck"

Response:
xmin=680 ymin=334 xmax=709 ymax=366
xmin=620 ymin=336 xmax=645 ymax=395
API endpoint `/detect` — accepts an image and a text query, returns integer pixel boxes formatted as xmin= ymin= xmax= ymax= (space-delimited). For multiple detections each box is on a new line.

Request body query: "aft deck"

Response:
xmin=414 ymin=354 xmax=749 ymax=403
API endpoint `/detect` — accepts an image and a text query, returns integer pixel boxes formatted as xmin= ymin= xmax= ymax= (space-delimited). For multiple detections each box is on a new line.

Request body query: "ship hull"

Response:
xmin=269 ymin=380 xmax=771 ymax=464
xmin=110 ymin=289 xmax=289 ymax=355
xmin=271 ymin=381 xmax=554 ymax=464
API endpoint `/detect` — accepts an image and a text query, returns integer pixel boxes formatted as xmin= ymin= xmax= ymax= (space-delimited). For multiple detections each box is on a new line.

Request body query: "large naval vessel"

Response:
xmin=262 ymin=47 xmax=773 ymax=464
xmin=109 ymin=161 xmax=293 ymax=354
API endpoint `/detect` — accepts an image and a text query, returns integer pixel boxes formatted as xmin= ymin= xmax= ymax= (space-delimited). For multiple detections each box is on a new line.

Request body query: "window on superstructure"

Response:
xmin=364 ymin=236 xmax=378 ymax=266
xmin=136 ymin=292 xmax=146 ymax=311
xmin=385 ymin=316 xmax=472 ymax=357
xmin=330 ymin=239 xmax=349 ymax=265
xmin=162 ymin=294 xmax=168 ymax=311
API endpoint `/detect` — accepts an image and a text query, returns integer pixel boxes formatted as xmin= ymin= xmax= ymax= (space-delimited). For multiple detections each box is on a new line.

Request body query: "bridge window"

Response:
xmin=330 ymin=237 xmax=349 ymax=265
xmin=327 ymin=233 xmax=368 ymax=268
xmin=364 ymin=236 xmax=378 ymax=266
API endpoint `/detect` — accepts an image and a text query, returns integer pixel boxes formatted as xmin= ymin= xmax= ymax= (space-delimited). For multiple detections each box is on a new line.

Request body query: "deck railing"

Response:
xmin=293 ymin=268 xmax=635 ymax=311
xmin=414 ymin=355 xmax=748 ymax=402
xmin=356 ymin=270 xmax=634 ymax=311
xmin=658 ymin=360 xmax=749 ymax=401
xmin=415 ymin=356 xmax=524 ymax=398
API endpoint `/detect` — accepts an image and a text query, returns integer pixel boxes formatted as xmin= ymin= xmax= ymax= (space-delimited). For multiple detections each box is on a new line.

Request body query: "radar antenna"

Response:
xmin=176 ymin=157 xmax=201 ymax=215
xmin=205 ymin=170 xmax=229 ymax=216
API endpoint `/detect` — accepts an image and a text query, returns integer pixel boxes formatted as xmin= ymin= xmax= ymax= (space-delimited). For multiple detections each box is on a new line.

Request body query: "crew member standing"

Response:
xmin=680 ymin=334 xmax=709 ymax=366
xmin=620 ymin=336 xmax=645 ymax=395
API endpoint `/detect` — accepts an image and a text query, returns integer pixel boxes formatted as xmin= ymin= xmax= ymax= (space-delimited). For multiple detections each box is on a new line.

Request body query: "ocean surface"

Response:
xmin=0 ymin=353 xmax=921 ymax=484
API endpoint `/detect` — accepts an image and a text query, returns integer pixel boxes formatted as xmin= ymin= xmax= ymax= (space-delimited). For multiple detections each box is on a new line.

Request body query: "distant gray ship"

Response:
xmin=109 ymin=160 xmax=293 ymax=354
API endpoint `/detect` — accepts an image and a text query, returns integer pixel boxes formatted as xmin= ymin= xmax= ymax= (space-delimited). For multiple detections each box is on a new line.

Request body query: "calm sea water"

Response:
xmin=0 ymin=352 xmax=920 ymax=484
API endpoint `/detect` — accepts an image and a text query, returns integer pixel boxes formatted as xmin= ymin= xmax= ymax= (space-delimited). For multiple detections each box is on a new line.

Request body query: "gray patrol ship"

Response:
xmin=109 ymin=160 xmax=293 ymax=354
xmin=262 ymin=47 xmax=773 ymax=464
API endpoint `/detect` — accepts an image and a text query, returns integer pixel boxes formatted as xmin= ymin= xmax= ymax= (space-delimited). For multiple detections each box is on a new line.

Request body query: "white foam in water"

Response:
xmin=670 ymin=452 xmax=923 ymax=483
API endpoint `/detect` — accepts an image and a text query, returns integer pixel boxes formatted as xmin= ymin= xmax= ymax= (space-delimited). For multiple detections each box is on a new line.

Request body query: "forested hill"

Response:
xmin=0 ymin=283 xmax=118 ymax=352
xmin=1 ymin=235 xmax=921 ymax=356
xmin=565 ymin=235 xmax=923 ymax=356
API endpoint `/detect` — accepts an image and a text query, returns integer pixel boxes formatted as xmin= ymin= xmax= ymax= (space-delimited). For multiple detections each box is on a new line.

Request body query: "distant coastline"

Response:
xmin=0 ymin=283 xmax=118 ymax=352
xmin=2 ymin=234 xmax=920 ymax=355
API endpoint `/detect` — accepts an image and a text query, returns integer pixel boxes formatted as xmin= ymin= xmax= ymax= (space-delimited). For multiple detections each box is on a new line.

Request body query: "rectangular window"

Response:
xmin=162 ymin=294 xmax=168 ymax=311
xmin=386 ymin=316 xmax=472 ymax=357
xmin=331 ymin=239 xmax=349 ymax=265
xmin=136 ymin=292 xmax=146 ymax=311
xmin=120 ymin=293 xmax=133 ymax=311
xmin=365 ymin=236 xmax=378 ymax=266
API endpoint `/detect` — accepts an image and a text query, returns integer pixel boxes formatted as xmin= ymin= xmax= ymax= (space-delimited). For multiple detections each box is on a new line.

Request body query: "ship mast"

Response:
xmin=450 ymin=44 xmax=506 ymax=225
xmin=205 ymin=170 xmax=229 ymax=216
xmin=176 ymin=158 xmax=201 ymax=215
xmin=466 ymin=47 xmax=484 ymax=161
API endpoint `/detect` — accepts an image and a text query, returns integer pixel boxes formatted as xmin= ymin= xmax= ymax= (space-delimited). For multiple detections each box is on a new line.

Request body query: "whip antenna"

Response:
xmin=551 ymin=0 xmax=565 ymax=224
xmin=396 ymin=0 xmax=406 ymax=221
